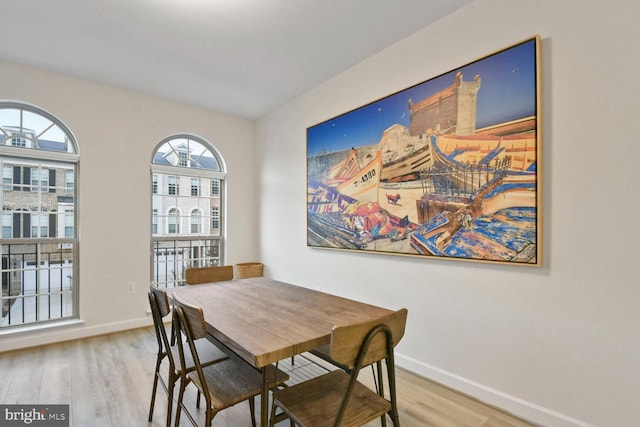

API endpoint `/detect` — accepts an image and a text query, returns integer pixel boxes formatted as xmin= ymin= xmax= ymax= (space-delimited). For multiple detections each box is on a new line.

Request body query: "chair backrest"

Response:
xmin=150 ymin=285 xmax=171 ymax=317
xmin=173 ymin=293 xmax=209 ymax=340
xmin=329 ymin=308 xmax=408 ymax=370
xmin=185 ymin=266 xmax=233 ymax=285
xmin=329 ymin=308 xmax=407 ymax=426
xmin=172 ymin=294 xmax=212 ymax=398
xmin=148 ymin=287 xmax=176 ymax=366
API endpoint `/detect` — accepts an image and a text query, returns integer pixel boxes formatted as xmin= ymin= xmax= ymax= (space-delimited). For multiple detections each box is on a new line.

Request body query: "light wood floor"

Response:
xmin=0 ymin=327 xmax=535 ymax=426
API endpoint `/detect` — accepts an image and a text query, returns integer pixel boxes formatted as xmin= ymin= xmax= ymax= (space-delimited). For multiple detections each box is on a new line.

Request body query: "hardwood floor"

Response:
xmin=0 ymin=327 xmax=535 ymax=426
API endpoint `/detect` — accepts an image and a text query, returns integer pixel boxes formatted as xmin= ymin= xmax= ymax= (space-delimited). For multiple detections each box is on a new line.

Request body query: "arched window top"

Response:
xmin=152 ymin=134 xmax=224 ymax=173
xmin=0 ymin=101 xmax=78 ymax=155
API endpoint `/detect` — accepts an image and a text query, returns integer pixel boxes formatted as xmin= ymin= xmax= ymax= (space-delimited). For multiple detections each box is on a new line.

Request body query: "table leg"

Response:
xmin=261 ymin=367 xmax=269 ymax=427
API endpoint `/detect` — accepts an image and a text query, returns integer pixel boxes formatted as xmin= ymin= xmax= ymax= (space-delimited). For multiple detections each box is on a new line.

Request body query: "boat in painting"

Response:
xmin=321 ymin=148 xmax=382 ymax=203
xmin=307 ymin=147 xmax=415 ymax=250
xmin=410 ymin=131 xmax=538 ymax=263
xmin=324 ymin=148 xmax=361 ymax=185
xmin=379 ymin=124 xmax=433 ymax=182
xmin=334 ymin=151 xmax=382 ymax=202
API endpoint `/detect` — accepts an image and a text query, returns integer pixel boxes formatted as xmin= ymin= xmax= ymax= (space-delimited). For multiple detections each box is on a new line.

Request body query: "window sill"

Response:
xmin=0 ymin=318 xmax=85 ymax=338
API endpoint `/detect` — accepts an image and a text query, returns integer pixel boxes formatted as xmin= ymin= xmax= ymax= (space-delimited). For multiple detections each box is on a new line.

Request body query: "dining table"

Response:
xmin=170 ymin=276 xmax=394 ymax=427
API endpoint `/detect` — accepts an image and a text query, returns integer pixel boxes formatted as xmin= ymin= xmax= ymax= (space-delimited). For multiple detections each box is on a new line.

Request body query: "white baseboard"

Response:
xmin=0 ymin=317 xmax=153 ymax=353
xmin=0 ymin=323 xmax=596 ymax=427
xmin=395 ymin=353 xmax=595 ymax=427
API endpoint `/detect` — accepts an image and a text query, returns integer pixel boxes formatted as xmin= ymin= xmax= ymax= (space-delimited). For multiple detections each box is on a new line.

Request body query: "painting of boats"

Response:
xmin=307 ymin=36 xmax=541 ymax=265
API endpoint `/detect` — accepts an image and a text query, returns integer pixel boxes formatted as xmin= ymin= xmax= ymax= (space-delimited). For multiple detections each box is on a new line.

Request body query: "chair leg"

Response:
xmin=174 ymin=379 xmax=187 ymax=427
xmin=249 ymin=397 xmax=256 ymax=427
xmin=388 ymin=409 xmax=400 ymax=426
xmin=205 ymin=410 xmax=215 ymax=427
xmin=166 ymin=372 xmax=176 ymax=427
xmin=148 ymin=356 xmax=162 ymax=422
xmin=375 ymin=361 xmax=387 ymax=427
xmin=268 ymin=397 xmax=277 ymax=427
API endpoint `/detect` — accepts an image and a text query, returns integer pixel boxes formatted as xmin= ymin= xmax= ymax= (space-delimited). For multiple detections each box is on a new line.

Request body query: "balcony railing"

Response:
xmin=151 ymin=236 xmax=222 ymax=289
xmin=1 ymin=239 xmax=75 ymax=328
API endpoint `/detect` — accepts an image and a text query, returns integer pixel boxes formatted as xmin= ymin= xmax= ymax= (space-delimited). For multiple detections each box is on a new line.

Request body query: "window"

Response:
xmin=31 ymin=167 xmax=49 ymax=192
xmin=151 ymin=134 xmax=225 ymax=288
xmin=178 ymin=151 xmax=188 ymax=167
xmin=190 ymin=178 xmax=200 ymax=196
xmin=190 ymin=209 xmax=201 ymax=234
xmin=64 ymin=209 xmax=74 ymax=238
xmin=168 ymin=175 xmax=179 ymax=195
xmin=10 ymin=133 xmax=26 ymax=147
xmin=2 ymin=165 xmax=11 ymax=190
xmin=65 ymin=170 xmax=74 ymax=193
xmin=0 ymin=101 xmax=79 ymax=329
xmin=168 ymin=208 xmax=180 ymax=234
xmin=211 ymin=179 xmax=220 ymax=197
xmin=30 ymin=210 xmax=50 ymax=238
xmin=152 ymin=209 xmax=158 ymax=235
xmin=2 ymin=207 xmax=11 ymax=238
xmin=211 ymin=207 xmax=220 ymax=234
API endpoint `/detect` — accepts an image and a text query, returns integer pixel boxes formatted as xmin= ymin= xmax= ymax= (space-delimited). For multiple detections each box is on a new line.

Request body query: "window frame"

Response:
xmin=190 ymin=208 xmax=202 ymax=234
xmin=150 ymin=134 xmax=226 ymax=288
xmin=190 ymin=177 xmax=201 ymax=197
xmin=167 ymin=207 xmax=181 ymax=234
xmin=0 ymin=100 xmax=80 ymax=330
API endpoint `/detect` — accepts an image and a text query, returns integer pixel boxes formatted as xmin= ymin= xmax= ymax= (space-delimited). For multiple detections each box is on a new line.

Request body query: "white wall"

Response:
xmin=1 ymin=0 xmax=638 ymax=424
xmin=0 ymin=60 xmax=259 ymax=349
xmin=257 ymin=0 xmax=640 ymax=426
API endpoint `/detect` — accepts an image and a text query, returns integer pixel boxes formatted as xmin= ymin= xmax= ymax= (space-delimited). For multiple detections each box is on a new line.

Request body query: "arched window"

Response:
xmin=151 ymin=135 xmax=225 ymax=288
xmin=0 ymin=101 xmax=79 ymax=328
xmin=190 ymin=208 xmax=202 ymax=234
xmin=168 ymin=207 xmax=181 ymax=234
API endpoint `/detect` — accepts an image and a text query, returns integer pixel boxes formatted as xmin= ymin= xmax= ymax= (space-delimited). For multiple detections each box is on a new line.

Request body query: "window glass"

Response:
xmin=190 ymin=209 xmax=201 ymax=233
xmin=151 ymin=135 xmax=225 ymax=288
xmin=190 ymin=178 xmax=200 ymax=196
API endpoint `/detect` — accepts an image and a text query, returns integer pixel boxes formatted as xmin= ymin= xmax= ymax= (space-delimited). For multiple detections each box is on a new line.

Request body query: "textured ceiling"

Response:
xmin=1 ymin=0 xmax=474 ymax=118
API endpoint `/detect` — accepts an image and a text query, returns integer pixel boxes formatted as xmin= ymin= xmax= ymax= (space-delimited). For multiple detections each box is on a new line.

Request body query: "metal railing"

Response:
xmin=1 ymin=239 xmax=75 ymax=327
xmin=151 ymin=236 xmax=222 ymax=289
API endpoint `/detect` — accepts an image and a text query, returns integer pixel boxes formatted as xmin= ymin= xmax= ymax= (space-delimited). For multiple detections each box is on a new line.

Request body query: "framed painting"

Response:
xmin=307 ymin=35 xmax=542 ymax=265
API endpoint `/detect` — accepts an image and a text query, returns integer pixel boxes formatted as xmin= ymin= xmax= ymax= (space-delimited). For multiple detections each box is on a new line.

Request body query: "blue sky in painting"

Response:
xmin=307 ymin=38 xmax=537 ymax=156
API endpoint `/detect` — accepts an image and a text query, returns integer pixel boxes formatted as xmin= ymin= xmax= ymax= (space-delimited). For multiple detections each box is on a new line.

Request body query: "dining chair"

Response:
xmin=306 ymin=346 xmax=388 ymax=426
xmin=147 ymin=287 xmax=229 ymax=427
xmin=269 ymin=308 xmax=408 ymax=427
xmin=185 ymin=265 xmax=234 ymax=285
xmin=172 ymin=293 xmax=290 ymax=427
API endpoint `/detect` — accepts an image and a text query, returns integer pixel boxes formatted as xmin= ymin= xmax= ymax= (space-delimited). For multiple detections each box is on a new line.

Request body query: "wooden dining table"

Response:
xmin=170 ymin=276 xmax=394 ymax=427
